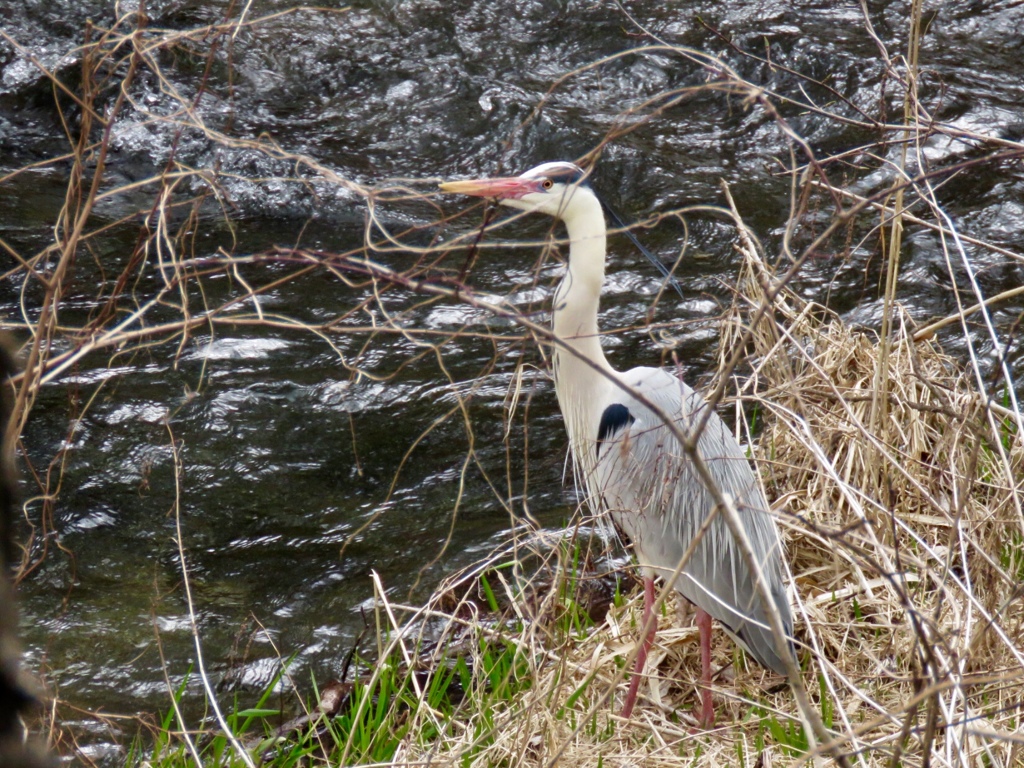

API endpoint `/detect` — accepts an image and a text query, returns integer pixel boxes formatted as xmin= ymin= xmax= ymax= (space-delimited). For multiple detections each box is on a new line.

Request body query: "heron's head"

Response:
xmin=441 ymin=161 xmax=684 ymax=296
xmin=439 ymin=161 xmax=594 ymax=221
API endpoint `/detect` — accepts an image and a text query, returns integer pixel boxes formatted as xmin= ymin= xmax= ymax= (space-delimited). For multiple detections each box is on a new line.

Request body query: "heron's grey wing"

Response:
xmin=593 ymin=367 xmax=793 ymax=675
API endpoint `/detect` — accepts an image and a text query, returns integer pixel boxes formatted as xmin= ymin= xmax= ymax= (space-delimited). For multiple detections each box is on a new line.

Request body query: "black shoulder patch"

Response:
xmin=596 ymin=403 xmax=635 ymax=458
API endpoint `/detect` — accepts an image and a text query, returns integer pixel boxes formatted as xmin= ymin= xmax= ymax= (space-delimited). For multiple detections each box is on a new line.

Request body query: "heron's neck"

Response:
xmin=552 ymin=196 xmax=613 ymax=445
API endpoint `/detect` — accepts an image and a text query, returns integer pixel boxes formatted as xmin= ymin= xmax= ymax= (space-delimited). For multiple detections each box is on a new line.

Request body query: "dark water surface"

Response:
xmin=2 ymin=0 xmax=1023 ymax=760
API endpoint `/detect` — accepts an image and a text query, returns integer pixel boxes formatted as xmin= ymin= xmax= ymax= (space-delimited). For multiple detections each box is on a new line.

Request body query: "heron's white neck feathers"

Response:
xmin=550 ymin=187 xmax=614 ymax=481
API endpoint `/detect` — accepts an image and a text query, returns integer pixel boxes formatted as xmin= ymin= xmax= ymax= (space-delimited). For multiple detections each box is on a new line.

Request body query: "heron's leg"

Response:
xmin=696 ymin=607 xmax=715 ymax=727
xmin=619 ymin=576 xmax=656 ymax=719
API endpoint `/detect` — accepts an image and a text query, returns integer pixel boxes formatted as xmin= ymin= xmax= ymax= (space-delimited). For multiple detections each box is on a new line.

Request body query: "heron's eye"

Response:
xmin=541 ymin=178 xmax=554 ymax=190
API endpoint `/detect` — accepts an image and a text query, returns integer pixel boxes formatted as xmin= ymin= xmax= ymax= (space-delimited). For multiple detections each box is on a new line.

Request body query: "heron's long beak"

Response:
xmin=439 ymin=177 xmax=535 ymax=200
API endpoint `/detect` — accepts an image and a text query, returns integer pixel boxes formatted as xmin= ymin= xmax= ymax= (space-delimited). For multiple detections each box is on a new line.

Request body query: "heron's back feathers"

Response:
xmin=589 ymin=367 xmax=794 ymax=676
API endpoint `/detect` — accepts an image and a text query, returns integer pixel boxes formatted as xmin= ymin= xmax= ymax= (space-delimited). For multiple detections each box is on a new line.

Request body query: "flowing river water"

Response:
xmin=1 ymin=0 xmax=1023 ymax=761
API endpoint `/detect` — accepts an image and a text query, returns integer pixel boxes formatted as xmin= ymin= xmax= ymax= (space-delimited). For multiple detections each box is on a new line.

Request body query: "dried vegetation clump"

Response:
xmin=718 ymin=233 xmax=1024 ymax=764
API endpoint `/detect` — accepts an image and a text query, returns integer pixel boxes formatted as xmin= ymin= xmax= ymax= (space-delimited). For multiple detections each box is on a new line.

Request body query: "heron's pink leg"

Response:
xmin=620 ymin=576 xmax=656 ymax=719
xmin=696 ymin=607 xmax=715 ymax=727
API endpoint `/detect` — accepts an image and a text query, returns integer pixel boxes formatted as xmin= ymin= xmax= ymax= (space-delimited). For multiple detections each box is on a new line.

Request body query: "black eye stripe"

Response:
xmin=543 ymin=165 xmax=586 ymax=185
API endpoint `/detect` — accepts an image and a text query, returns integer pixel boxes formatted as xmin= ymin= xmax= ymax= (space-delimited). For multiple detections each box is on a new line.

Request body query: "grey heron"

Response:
xmin=440 ymin=161 xmax=793 ymax=726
